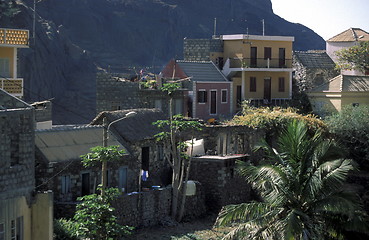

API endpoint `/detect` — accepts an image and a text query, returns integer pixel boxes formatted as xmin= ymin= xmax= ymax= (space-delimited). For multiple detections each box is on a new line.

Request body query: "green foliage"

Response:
xmin=160 ymin=82 xmax=181 ymax=96
xmin=325 ymin=105 xmax=369 ymax=169
xmin=216 ymin=120 xmax=369 ymax=240
xmin=154 ymin=115 xmax=203 ymax=140
xmin=74 ymin=188 xmax=133 ymax=240
xmin=80 ymin=145 xmax=125 ymax=167
xmin=336 ymin=41 xmax=369 ymax=73
xmin=230 ymin=105 xmax=326 ymax=133
xmin=53 ymin=219 xmax=79 ymax=240
xmin=0 ymin=0 xmax=19 ymax=19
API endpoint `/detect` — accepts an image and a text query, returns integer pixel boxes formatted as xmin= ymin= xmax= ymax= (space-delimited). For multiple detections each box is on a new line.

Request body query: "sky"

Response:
xmin=271 ymin=0 xmax=369 ymax=40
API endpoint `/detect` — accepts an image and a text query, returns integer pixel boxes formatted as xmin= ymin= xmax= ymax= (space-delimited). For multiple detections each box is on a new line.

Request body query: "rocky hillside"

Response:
xmin=4 ymin=0 xmax=325 ymax=124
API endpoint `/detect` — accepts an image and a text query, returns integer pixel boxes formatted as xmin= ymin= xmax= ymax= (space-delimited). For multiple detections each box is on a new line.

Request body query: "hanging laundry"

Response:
xmin=141 ymin=169 xmax=149 ymax=181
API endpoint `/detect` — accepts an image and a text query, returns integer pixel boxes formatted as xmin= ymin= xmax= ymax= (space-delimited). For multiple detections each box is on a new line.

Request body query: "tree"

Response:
xmin=73 ymin=188 xmax=132 ymax=240
xmin=216 ymin=120 xmax=368 ymax=240
xmin=153 ymin=82 xmax=203 ymax=222
xmin=80 ymin=145 xmax=125 ymax=196
xmin=0 ymin=0 xmax=19 ymax=19
xmin=335 ymin=41 xmax=369 ymax=74
xmin=325 ymin=105 xmax=369 ymax=170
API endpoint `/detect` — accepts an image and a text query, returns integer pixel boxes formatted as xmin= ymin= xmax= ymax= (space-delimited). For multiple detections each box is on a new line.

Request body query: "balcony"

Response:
xmin=222 ymin=57 xmax=293 ymax=77
xmin=0 ymin=28 xmax=29 ymax=47
xmin=0 ymin=78 xmax=23 ymax=97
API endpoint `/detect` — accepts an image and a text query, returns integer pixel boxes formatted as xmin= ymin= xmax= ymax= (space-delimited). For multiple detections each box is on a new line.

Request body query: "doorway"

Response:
xmin=264 ymin=77 xmax=271 ymax=102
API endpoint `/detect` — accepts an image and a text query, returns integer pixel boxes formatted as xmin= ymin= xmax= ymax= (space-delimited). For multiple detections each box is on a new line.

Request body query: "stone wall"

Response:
xmin=0 ymin=94 xmax=35 ymax=201
xmin=96 ymin=73 xmax=185 ymax=117
xmin=32 ymin=100 xmax=52 ymax=122
xmin=293 ymin=55 xmax=339 ymax=91
xmin=113 ymin=183 xmax=206 ymax=227
xmin=183 ymin=39 xmax=223 ymax=61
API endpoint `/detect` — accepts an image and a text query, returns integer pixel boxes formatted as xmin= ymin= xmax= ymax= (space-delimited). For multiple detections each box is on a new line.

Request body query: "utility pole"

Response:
xmin=102 ymin=117 xmax=108 ymax=196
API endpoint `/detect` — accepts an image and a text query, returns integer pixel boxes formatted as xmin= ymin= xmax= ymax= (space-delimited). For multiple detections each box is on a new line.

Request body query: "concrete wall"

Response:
xmin=31 ymin=192 xmax=53 ymax=240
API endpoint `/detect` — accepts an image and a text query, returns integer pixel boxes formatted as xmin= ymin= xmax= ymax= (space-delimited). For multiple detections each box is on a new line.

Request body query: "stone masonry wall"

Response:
xmin=0 ymin=101 xmax=35 ymax=201
xmin=183 ymin=39 xmax=223 ymax=61
xmin=96 ymin=72 xmax=184 ymax=117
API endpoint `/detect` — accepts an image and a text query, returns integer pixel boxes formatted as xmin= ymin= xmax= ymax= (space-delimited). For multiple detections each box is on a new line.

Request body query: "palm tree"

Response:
xmin=216 ymin=120 xmax=368 ymax=240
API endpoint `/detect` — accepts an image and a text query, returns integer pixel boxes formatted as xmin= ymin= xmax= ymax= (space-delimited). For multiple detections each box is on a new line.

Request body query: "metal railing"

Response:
xmin=228 ymin=58 xmax=292 ymax=69
xmin=0 ymin=28 xmax=29 ymax=46
xmin=0 ymin=78 xmax=23 ymax=96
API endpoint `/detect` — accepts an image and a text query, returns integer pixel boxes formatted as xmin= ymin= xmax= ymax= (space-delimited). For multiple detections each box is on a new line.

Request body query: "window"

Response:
xmin=352 ymin=103 xmax=360 ymax=107
xmin=0 ymin=223 xmax=4 ymax=240
xmin=278 ymin=77 xmax=285 ymax=92
xmin=250 ymin=77 xmax=256 ymax=92
xmin=221 ymin=89 xmax=227 ymax=103
xmin=0 ymin=58 xmax=10 ymax=78
xmin=16 ymin=217 xmax=23 ymax=240
xmin=118 ymin=167 xmax=128 ymax=193
xmin=157 ymin=145 xmax=164 ymax=161
xmin=236 ymin=85 xmax=242 ymax=108
xmin=264 ymin=47 xmax=271 ymax=60
xmin=154 ymin=99 xmax=162 ymax=110
xmin=61 ymin=175 xmax=71 ymax=194
xmin=81 ymin=172 xmax=90 ymax=196
xmin=11 ymin=220 xmax=15 ymax=240
xmin=141 ymin=147 xmax=150 ymax=171
xmin=110 ymin=101 xmax=121 ymax=111
xmin=197 ymin=90 xmax=207 ymax=103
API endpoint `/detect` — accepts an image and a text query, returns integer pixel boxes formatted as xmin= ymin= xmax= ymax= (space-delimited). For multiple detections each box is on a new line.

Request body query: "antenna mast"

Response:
xmin=262 ymin=19 xmax=265 ymax=36
xmin=213 ymin=18 xmax=217 ymax=38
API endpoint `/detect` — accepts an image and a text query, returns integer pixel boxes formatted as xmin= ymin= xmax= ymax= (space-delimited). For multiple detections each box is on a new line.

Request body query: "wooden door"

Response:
xmin=264 ymin=78 xmax=271 ymax=101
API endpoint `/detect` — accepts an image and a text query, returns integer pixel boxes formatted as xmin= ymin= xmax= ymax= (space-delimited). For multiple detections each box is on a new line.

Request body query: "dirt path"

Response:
xmin=126 ymin=214 xmax=230 ymax=240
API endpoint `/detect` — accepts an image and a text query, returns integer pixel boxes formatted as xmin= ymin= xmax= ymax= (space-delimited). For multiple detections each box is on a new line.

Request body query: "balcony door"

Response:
xmin=264 ymin=77 xmax=271 ymax=101
xmin=250 ymin=47 xmax=257 ymax=67
xmin=279 ymin=48 xmax=286 ymax=67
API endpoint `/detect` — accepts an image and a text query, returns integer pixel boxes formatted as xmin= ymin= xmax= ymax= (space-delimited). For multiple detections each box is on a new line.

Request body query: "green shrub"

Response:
xmin=325 ymin=105 xmax=369 ymax=169
xmin=53 ymin=218 xmax=79 ymax=240
xmin=229 ymin=105 xmax=326 ymax=133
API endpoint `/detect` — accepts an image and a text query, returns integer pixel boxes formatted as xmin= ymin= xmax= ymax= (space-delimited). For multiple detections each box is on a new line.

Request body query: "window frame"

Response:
xmin=278 ymin=77 xmax=285 ymax=92
xmin=197 ymin=90 xmax=207 ymax=104
xmin=221 ymin=89 xmax=228 ymax=103
xmin=250 ymin=77 xmax=257 ymax=92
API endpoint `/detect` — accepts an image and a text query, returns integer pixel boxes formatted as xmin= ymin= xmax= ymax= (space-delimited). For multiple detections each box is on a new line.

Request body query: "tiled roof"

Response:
xmin=176 ymin=61 xmax=229 ymax=82
xmin=327 ymin=28 xmax=369 ymax=42
xmin=90 ymin=109 xmax=166 ymax=143
xmin=309 ymin=75 xmax=369 ymax=92
xmin=35 ymin=125 xmax=126 ymax=162
xmin=294 ymin=50 xmax=336 ymax=69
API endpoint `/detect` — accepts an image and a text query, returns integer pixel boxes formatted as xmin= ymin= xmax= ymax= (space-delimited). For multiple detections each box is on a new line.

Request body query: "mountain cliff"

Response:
xmin=5 ymin=0 xmax=325 ymax=123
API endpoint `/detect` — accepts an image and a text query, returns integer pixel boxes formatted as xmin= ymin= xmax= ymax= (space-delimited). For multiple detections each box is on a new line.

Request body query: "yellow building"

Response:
xmin=209 ymin=34 xmax=294 ymax=112
xmin=308 ymin=75 xmax=369 ymax=116
xmin=0 ymin=28 xmax=29 ymax=98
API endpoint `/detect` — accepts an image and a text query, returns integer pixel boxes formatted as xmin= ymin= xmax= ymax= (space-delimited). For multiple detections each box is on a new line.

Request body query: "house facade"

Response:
xmin=161 ymin=60 xmax=233 ymax=121
xmin=307 ymin=75 xmax=369 ymax=116
xmin=34 ymin=125 xmax=131 ymax=217
xmin=0 ymin=89 xmax=53 ymax=240
xmin=326 ymin=28 xmax=369 ymax=76
xmin=0 ymin=28 xmax=29 ymax=98
xmin=184 ymin=34 xmax=294 ymax=112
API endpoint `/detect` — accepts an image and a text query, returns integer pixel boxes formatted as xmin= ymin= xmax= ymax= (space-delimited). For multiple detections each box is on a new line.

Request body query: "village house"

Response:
xmin=184 ymin=34 xmax=295 ymax=111
xmin=293 ymin=50 xmax=338 ymax=91
xmin=307 ymin=75 xmax=369 ymax=116
xmin=326 ymin=28 xmax=369 ymax=76
xmin=0 ymin=88 xmax=53 ymax=240
xmin=0 ymin=28 xmax=28 ymax=98
xmin=161 ymin=59 xmax=233 ymax=121
xmin=96 ymin=72 xmax=186 ymax=118
xmin=34 ymin=125 xmax=128 ymax=218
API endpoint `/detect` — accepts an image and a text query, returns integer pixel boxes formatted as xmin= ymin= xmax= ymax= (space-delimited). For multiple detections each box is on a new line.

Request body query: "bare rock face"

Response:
xmin=9 ymin=0 xmax=324 ymax=124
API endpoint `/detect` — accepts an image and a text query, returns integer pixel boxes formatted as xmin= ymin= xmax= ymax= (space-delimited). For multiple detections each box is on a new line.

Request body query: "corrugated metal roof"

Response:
xmin=176 ymin=61 xmax=228 ymax=82
xmin=309 ymin=75 xmax=369 ymax=92
xmin=327 ymin=28 xmax=369 ymax=42
xmin=35 ymin=125 xmax=126 ymax=162
xmin=294 ymin=51 xmax=336 ymax=69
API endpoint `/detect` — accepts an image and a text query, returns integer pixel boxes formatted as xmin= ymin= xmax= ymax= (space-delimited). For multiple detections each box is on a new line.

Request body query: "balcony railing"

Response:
xmin=0 ymin=78 xmax=23 ymax=97
xmin=0 ymin=28 xmax=29 ymax=47
xmin=228 ymin=58 xmax=292 ymax=69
